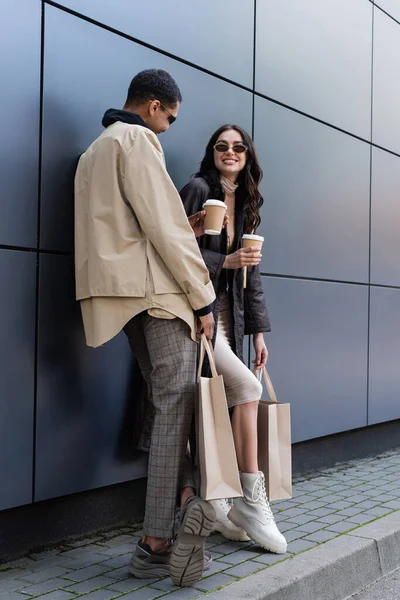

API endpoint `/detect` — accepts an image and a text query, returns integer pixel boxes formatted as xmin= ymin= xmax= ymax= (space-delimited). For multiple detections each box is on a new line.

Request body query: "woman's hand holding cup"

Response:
xmin=223 ymin=246 xmax=262 ymax=269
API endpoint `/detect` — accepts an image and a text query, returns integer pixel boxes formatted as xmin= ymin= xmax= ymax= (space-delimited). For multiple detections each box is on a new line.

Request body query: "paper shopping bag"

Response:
xmin=256 ymin=367 xmax=292 ymax=501
xmin=197 ymin=334 xmax=242 ymax=501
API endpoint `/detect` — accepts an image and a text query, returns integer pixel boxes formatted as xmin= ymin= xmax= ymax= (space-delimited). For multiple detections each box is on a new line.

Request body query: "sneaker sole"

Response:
xmin=228 ymin=506 xmax=287 ymax=554
xmin=170 ymin=499 xmax=216 ymax=587
xmin=129 ymin=560 xmax=169 ymax=579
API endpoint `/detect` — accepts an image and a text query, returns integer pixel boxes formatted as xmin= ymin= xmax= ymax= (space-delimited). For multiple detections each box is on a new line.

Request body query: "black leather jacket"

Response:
xmin=180 ymin=176 xmax=271 ymax=365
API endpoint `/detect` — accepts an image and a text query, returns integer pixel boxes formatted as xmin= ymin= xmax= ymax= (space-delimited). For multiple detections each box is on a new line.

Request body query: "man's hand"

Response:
xmin=189 ymin=211 xmax=229 ymax=238
xmin=188 ymin=210 xmax=206 ymax=238
xmin=197 ymin=312 xmax=215 ymax=340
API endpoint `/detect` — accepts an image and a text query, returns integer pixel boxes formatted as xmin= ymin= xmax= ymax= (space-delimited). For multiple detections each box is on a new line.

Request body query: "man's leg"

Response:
xmin=124 ymin=314 xmax=215 ymax=585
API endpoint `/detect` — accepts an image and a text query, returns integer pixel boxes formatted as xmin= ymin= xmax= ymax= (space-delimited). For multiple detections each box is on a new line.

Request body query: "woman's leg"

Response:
xmin=231 ymin=401 xmax=259 ymax=474
xmin=213 ymin=300 xmax=287 ymax=553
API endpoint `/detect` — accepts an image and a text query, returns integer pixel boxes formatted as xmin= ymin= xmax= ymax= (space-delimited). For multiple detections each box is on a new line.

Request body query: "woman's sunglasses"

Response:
xmin=214 ymin=142 xmax=248 ymax=154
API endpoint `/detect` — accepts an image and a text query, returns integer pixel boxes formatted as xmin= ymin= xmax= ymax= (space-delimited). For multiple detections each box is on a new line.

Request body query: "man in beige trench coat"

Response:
xmin=74 ymin=69 xmax=216 ymax=587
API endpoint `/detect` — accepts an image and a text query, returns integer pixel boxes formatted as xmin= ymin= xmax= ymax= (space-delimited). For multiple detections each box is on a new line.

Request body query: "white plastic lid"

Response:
xmin=203 ymin=199 xmax=227 ymax=208
xmin=242 ymin=234 xmax=264 ymax=242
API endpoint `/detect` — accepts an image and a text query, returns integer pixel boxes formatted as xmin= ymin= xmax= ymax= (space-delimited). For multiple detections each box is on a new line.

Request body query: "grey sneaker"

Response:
xmin=130 ymin=540 xmax=212 ymax=579
xmin=169 ymin=495 xmax=216 ymax=587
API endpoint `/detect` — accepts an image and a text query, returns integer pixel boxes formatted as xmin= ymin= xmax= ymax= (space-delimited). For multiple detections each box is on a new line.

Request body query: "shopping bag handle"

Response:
xmin=198 ymin=333 xmax=218 ymax=380
xmin=254 ymin=367 xmax=278 ymax=403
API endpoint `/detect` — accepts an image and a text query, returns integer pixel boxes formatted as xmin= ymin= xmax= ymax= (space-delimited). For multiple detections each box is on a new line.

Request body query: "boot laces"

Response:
xmin=252 ymin=474 xmax=274 ymax=520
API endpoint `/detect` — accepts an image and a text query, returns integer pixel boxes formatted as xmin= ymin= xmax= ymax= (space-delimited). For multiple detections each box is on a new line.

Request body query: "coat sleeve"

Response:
xmin=244 ymin=264 xmax=271 ymax=334
xmin=180 ymin=179 xmax=226 ymax=280
xmin=123 ymin=130 xmax=215 ymax=312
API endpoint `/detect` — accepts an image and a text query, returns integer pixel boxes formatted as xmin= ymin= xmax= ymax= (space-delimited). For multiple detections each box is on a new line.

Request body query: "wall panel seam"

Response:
xmin=43 ymin=0 xmax=400 ymax=158
xmin=32 ymin=0 xmax=46 ymax=504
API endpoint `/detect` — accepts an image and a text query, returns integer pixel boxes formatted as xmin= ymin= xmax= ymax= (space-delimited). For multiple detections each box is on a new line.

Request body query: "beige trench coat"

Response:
xmin=75 ymin=122 xmax=215 ymax=313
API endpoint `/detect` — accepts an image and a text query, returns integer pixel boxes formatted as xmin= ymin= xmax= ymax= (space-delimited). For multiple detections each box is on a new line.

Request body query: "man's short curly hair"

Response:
xmin=126 ymin=69 xmax=182 ymax=108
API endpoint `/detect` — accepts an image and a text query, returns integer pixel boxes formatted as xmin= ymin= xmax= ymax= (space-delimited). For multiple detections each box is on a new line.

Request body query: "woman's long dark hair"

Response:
xmin=195 ymin=124 xmax=263 ymax=233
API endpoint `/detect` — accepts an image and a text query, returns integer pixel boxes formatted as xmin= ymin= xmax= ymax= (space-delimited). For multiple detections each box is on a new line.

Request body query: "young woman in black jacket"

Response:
xmin=180 ymin=125 xmax=287 ymax=554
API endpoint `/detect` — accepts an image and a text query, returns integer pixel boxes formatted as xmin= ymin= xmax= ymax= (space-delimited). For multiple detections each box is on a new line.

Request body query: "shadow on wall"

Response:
xmin=35 ymin=100 xmax=146 ymax=501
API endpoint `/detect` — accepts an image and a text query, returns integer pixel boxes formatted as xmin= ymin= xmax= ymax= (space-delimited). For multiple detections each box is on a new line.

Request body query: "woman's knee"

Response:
xmin=253 ymin=376 xmax=263 ymax=401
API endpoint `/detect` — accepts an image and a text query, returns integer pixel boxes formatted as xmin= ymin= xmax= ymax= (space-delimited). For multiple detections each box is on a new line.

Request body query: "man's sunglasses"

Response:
xmin=160 ymin=102 xmax=176 ymax=125
xmin=214 ymin=142 xmax=248 ymax=154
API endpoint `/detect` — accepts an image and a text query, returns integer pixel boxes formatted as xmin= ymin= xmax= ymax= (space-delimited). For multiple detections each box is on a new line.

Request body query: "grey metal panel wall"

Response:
xmin=40 ymin=5 xmax=252 ymax=252
xmin=0 ymin=0 xmax=40 ymax=248
xmin=257 ymin=277 xmax=368 ymax=443
xmin=0 ymin=250 xmax=36 ymax=510
xmin=255 ymin=0 xmax=372 ymax=139
xmin=370 ymin=148 xmax=400 ymax=286
xmin=373 ymin=9 xmax=400 ymax=154
xmin=374 ymin=0 xmax=400 ymax=23
xmin=43 ymin=0 xmax=254 ymax=88
xmin=369 ymin=287 xmax=400 ymax=424
xmin=254 ymin=97 xmax=370 ymax=283
xmin=35 ymin=254 xmax=147 ymax=501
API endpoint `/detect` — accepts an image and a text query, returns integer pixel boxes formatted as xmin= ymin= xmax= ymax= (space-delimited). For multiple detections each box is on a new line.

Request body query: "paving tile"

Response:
xmin=62 ymin=565 xmax=109 ymax=583
xmin=106 ymin=577 xmax=159 ymax=593
xmin=365 ymin=489 xmax=392 ymax=498
xmin=100 ymin=535 xmax=134 ymax=548
xmin=222 ymin=560 xmax=264 ymax=578
xmin=366 ymin=506 xmax=394 ymax=517
xmin=286 ymin=494 xmax=312 ymax=504
xmin=155 ymin=588 xmax=203 ymax=600
xmin=335 ymin=507 xmax=364 ymax=518
xmin=0 ymin=568 xmax=34 ymax=582
xmin=287 ymin=539 xmax=317 ymax=554
xmin=102 ymin=566 xmax=130 ymax=580
xmin=0 ymin=579 xmax=27 ymax=594
xmin=307 ymin=508 xmax=335 ymax=518
xmin=344 ymin=513 xmax=375 ymax=526
xmin=208 ymin=542 xmax=242 ymax=555
xmin=345 ymin=494 xmax=375 ymax=504
xmin=56 ymin=554 xmax=109 ymax=569
xmin=277 ymin=520 xmax=301 ymax=532
xmin=353 ymin=500 xmax=380 ymax=510
xmin=96 ymin=544 xmax=136 ymax=558
xmin=0 ymin=590 xmax=28 ymax=599
xmin=316 ymin=514 xmax=343 ymax=525
xmin=199 ymin=561 xmax=226 ymax=578
xmin=293 ymin=521 xmax=325 ymax=535
xmin=18 ymin=576 xmax=71 ymax=596
xmin=64 ymin=575 xmax=118 ymax=594
xmin=99 ymin=554 xmax=131 ymax=569
xmin=382 ymin=500 xmax=400 ymax=510
xmin=283 ymin=529 xmax=308 ymax=542
xmin=276 ymin=508 xmax=304 ymax=519
xmin=300 ymin=500 xmax=327 ymax=510
xmin=303 ymin=530 xmax=338 ymax=544
xmin=253 ymin=552 xmax=292 ymax=566
xmin=216 ymin=549 xmax=261 ymax=565
xmin=326 ymin=485 xmax=348 ymax=493
xmin=150 ymin=578 xmax=179 ymax=592
xmin=326 ymin=521 xmax=357 ymax=534
xmin=307 ymin=490 xmax=331 ymax=499
xmin=75 ymin=590 xmax=119 ymax=599
xmin=194 ymin=573 xmax=236 ymax=591
xmin=19 ymin=567 xmax=72 ymax=585
xmin=32 ymin=593 xmax=76 ymax=600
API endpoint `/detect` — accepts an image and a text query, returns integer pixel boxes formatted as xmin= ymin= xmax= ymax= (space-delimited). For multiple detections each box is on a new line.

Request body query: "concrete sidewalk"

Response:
xmin=1 ymin=449 xmax=400 ymax=600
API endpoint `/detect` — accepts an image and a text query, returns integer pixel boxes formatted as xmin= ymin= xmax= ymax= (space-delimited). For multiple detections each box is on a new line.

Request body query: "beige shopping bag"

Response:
xmin=256 ymin=367 xmax=292 ymax=501
xmin=197 ymin=334 xmax=242 ymax=501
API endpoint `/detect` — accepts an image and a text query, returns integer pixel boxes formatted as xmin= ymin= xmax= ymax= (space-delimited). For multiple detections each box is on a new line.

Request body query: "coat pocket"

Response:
xmin=146 ymin=240 xmax=183 ymax=294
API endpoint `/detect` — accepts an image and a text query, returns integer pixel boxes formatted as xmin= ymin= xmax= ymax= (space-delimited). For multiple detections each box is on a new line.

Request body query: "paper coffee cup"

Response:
xmin=203 ymin=200 xmax=227 ymax=235
xmin=242 ymin=234 xmax=264 ymax=252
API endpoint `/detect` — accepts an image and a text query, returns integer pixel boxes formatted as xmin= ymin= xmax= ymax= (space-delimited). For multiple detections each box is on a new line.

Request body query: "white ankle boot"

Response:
xmin=228 ymin=472 xmax=287 ymax=554
xmin=209 ymin=499 xmax=250 ymax=542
